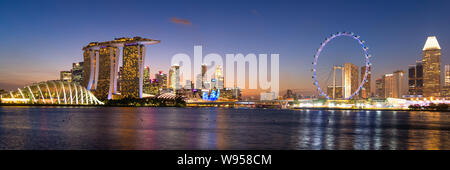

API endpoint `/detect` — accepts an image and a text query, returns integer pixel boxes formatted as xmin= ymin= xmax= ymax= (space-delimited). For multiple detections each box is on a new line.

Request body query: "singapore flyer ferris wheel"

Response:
xmin=312 ymin=32 xmax=372 ymax=100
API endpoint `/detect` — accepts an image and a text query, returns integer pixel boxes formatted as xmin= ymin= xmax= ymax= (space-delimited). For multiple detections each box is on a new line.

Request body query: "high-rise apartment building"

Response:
xmin=422 ymin=36 xmax=441 ymax=97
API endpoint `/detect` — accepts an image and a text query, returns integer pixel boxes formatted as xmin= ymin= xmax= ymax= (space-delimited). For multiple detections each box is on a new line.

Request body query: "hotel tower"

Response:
xmin=82 ymin=37 xmax=160 ymax=100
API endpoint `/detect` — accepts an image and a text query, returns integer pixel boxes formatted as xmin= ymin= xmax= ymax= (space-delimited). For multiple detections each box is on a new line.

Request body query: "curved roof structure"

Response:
xmin=0 ymin=80 xmax=103 ymax=105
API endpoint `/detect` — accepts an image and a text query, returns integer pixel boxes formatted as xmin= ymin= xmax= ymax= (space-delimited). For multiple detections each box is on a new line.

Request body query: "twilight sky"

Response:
xmin=0 ymin=0 xmax=449 ymax=96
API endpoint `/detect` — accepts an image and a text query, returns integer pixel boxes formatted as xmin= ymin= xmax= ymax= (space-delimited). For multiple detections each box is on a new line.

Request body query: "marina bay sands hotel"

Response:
xmin=82 ymin=37 xmax=160 ymax=100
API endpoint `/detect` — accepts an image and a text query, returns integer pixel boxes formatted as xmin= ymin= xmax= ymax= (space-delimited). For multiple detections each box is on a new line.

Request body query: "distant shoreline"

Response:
xmin=0 ymin=103 xmax=182 ymax=107
xmin=1 ymin=104 xmax=450 ymax=112
xmin=291 ymin=107 xmax=450 ymax=112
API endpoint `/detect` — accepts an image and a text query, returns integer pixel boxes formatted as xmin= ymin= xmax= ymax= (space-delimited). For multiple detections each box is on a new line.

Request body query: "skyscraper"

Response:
xmin=344 ymin=63 xmax=359 ymax=99
xmin=195 ymin=74 xmax=202 ymax=89
xmin=96 ymin=46 xmax=120 ymax=100
xmin=408 ymin=64 xmax=416 ymax=95
xmin=117 ymin=66 xmax=123 ymax=93
xmin=168 ymin=64 xmax=180 ymax=91
xmin=384 ymin=74 xmax=394 ymax=98
xmin=442 ymin=65 xmax=450 ymax=97
xmin=82 ymin=43 xmax=99 ymax=90
xmin=82 ymin=37 xmax=160 ymax=100
xmin=168 ymin=68 xmax=173 ymax=89
xmin=360 ymin=65 xmax=371 ymax=99
xmin=201 ymin=64 xmax=207 ymax=88
xmin=445 ymin=65 xmax=450 ymax=86
xmin=408 ymin=61 xmax=423 ymax=96
xmin=72 ymin=62 xmax=84 ymax=85
xmin=143 ymin=66 xmax=151 ymax=94
xmin=121 ymin=44 xmax=146 ymax=98
xmin=155 ymin=71 xmax=167 ymax=89
xmin=384 ymin=70 xmax=404 ymax=98
xmin=393 ymin=70 xmax=404 ymax=98
xmin=422 ymin=36 xmax=441 ymax=97
xmin=215 ymin=65 xmax=224 ymax=89
xmin=375 ymin=77 xmax=385 ymax=98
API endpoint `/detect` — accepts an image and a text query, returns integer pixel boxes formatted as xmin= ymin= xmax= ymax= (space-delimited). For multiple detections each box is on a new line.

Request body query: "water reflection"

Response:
xmin=0 ymin=106 xmax=448 ymax=150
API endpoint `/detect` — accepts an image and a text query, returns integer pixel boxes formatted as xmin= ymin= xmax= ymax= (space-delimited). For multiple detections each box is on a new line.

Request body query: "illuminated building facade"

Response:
xmin=155 ymin=71 xmax=167 ymax=89
xmin=201 ymin=64 xmax=207 ymax=88
xmin=344 ymin=63 xmax=359 ymax=99
xmin=82 ymin=37 xmax=160 ymax=100
xmin=168 ymin=64 xmax=180 ymax=91
xmin=327 ymin=86 xmax=343 ymax=99
xmin=60 ymin=71 xmax=72 ymax=82
xmin=215 ymin=65 xmax=224 ymax=89
xmin=82 ymin=43 xmax=99 ymax=90
xmin=384 ymin=70 xmax=404 ymax=98
xmin=393 ymin=70 xmax=404 ymax=98
xmin=195 ymin=74 xmax=202 ymax=89
xmin=442 ymin=65 xmax=450 ymax=97
xmin=121 ymin=44 xmax=146 ymax=98
xmin=95 ymin=46 xmax=120 ymax=100
xmin=72 ymin=62 xmax=84 ymax=85
xmin=168 ymin=68 xmax=173 ymax=89
xmin=445 ymin=65 xmax=450 ymax=86
xmin=408 ymin=61 xmax=423 ymax=96
xmin=375 ymin=77 xmax=385 ymax=98
xmin=117 ymin=66 xmax=123 ymax=93
xmin=143 ymin=66 xmax=151 ymax=94
xmin=360 ymin=65 xmax=371 ymax=99
xmin=384 ymin=74 xmax=394 ymax=98
xmin=422 ymin=36 xmax=441 ymax=97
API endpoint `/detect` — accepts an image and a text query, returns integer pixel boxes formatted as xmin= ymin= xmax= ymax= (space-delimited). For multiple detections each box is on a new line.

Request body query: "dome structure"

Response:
xmin=0 ymin=80 xmax=103 ymax=105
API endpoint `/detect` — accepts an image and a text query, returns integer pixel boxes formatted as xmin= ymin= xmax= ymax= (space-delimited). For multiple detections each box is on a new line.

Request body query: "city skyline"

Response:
xmin=0 ymin=0 xmax=449 ymax=97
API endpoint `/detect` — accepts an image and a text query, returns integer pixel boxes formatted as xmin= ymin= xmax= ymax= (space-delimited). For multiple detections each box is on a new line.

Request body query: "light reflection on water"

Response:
xmin=0 ymin=106 xmax=448 ymax=150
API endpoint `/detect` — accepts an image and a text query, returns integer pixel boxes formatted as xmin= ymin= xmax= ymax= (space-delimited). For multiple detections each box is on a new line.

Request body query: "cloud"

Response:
xmin=170 ymin=17 xmax=191 ymax=25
